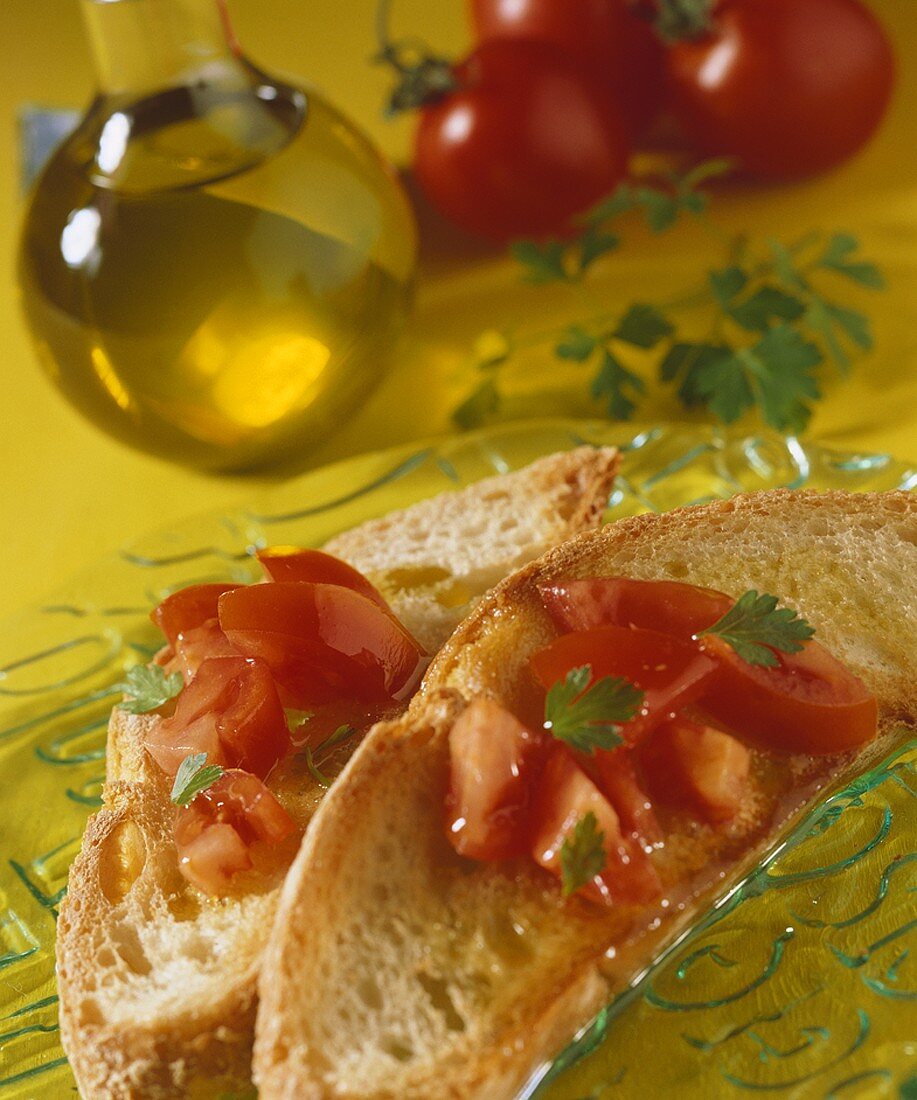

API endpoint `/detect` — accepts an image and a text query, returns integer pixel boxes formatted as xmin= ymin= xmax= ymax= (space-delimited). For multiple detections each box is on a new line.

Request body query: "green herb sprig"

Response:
xmin=302 ymin=724 xmax=358 ymax=789
xmin=544 ymin=665 xmax=644 ymax=754
xmin=454 ymin=162 xmax=884 ymax=436
xmin=560 ymin=811 xmax=607 ymax=896
xmin=171 ymin=753 xmax=224 ymax=806
xmin=701 ymin=590 xmax=815 ymax=668
xmin=117 ymin=664 xmax=183 ymax=715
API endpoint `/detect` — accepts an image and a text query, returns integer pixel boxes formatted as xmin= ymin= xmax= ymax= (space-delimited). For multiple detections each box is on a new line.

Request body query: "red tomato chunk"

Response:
xmin=174 ymin=770 xmax=296 ymax=896
xmin=531 ymin=748 xmax=661 ymax=906
xmin=145 ymin=656 xmax=289 ymax=778
xmin=446 ymin=698 xmax=546 ymax=861
xmin=218 ymin=582 xmax=425 ymax=707
xmin=256 ymin=547 xmax=391 ymax=610
xmin=640 ymin=717 xmax=751 ymax=824
xmin=530 ymin=624 xmax=718 ymax=743
xmin=152 ymin=583 xmax=242 ymax=649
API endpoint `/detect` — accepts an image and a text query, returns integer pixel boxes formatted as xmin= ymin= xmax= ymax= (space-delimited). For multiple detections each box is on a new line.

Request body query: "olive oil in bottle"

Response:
xmin=19 ymin=0 xmax=417 ymax=472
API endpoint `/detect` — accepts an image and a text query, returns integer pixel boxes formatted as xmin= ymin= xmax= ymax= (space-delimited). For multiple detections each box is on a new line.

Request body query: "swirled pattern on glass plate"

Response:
xmin=0 ymin=420 xmax=913 ymax=1098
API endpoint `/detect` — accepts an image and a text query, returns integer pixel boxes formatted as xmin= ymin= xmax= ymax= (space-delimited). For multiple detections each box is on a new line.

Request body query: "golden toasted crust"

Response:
xmin=60 ymin=447 xmax=620 ymax=1098
xmin=56 ymin=755 xmax=272 ymax=1098
xmin=253 ymin=489 xmax=917 ymax=1099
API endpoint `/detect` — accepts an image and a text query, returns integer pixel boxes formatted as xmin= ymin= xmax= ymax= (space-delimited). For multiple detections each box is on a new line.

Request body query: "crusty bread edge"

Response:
xmin=60 ymin=445 xmax=622 ymax=1098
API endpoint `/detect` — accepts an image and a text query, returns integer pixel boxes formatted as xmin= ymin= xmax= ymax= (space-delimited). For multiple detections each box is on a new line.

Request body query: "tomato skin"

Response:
xmin=414 ymin=39 xmax=630 ymax=242
xmin=540 ymin=578 xmax=731 ymax=639
xmin=538 ymin=577 xmax=878 ymax=756
xmin=256 ymin=548 xmax=390 ymax=611
xmin=173 ymin=770 xmax=296 ymax=896
xmin=218 ymin=582 xmax=425 ymax=707
xmin=698 ymin=634 xmax=878 ymax=755
xmin=665 ymin=0 xmax=895 ymax=179
xmin=530 ymin=624 xmax=718 ymax=742
xmin=639 ymin=716 xmax=750 ymax=823
xmin=592 ymin=748 xmax=662 ymax=848
xmin=145 ymin=656 xmax=289 ymax=778
xmin=531 ymin=747 xmax=661 ymax=906
xmin=446 ymin=698 xmax=547 ymax=861
xmin=152 ymin=583 xmax=242 ymax=648
xmin=168 ymin=618 xmax=241 ymax=681
xmin=470 ymin=0 xmax=664 ymax=135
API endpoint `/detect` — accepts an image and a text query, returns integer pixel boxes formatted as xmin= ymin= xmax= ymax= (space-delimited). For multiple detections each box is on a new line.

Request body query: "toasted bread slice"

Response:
xmin=105 ymin=447 xmax=618 ymax=788
xmin=57 ymin=447 xmax=619 ymax=1099
xmin=253 ymin=489 xmax=917 ymax=1100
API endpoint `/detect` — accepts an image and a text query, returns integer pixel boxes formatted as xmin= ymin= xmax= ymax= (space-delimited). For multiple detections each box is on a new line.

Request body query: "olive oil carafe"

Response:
xmin=19 ymin=0 xmax=417 ymax=471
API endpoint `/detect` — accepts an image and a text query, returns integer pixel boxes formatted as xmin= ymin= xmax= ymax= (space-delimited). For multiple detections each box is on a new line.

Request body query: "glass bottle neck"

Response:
xmin=79 ymin=0 xmax=241 ymax=96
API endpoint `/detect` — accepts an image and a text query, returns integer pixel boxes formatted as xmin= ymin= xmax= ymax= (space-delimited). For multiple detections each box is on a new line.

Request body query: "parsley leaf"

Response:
xmin=745 ymin=325 xmax=823 ymax=433
xmin=818 ymin=233 xmax=885 ymax=289
xmin=709 ymin=266 xmax=748 ymax=306
xmin=578 ymin=226 xmax=619 ymax=272
xmin=511 ymin=239 xmax=569 ymax=284
xmin=728 ymin=285 xmax=806 ymax=332
xmin=692 ymin=348 xmax=756 ymax=423
xmin=303 ymin=724 xmax=358 ymax=789
xmin=613 ymin=304 xmax=674 ymax=349
xmin=555 ymin=325 xmax=597 ymax=362
xmin=117 ymin=664 xmax=183 ymax=715
xmin=171 ymin=752 xmax=223 ymax=807
xmin=578 ymin=183 xmax=634 ymax=226
xmin=634 ymin=186 xmax=681 ymax=232
xmin=700 ymin=590 xmax=815 ymax=668
xmin=560 ymin=812 xmax=606 ymax=897
xmin=659 ymin=342 xmax=732 ymax=408
xmin=544 ymin=665 xmax=643 ymax=753
xmin=591 ymin=348 xmax=646 ymax=420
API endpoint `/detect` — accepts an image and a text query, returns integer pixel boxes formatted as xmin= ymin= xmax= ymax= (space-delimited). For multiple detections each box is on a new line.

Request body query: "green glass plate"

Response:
xmin=0 ymin=419 xmax=913 ymax=1098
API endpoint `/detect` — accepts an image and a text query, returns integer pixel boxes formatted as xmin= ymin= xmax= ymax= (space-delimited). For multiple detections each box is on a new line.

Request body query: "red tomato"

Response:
xmin=531 ymin=747 xmax=660 ymax=906
xmin=145 ymin=656 xmax=289 ymax=778
xmin=413 ymin=39 xmax=630 ymax=241
xmin=173 ymin=770 xmax=296 ymax=896
xmin=537 ymin=576 xmax=877 ymax=755
xmin=592 ymin=748 xmax=662 ymax=849
xmin=698 ymin=634 xmax=877 ymax=755
xmin=640 ymin=716 xmax=750 ymax=823
xmin=664 ymin=0 xmax=895 ymax=179
xmin=470 ymin=0 xmax=664 ymax=135
xmin=540 ymin=577 xmax=731 ymax=639
xmin=446 ymin=698 xmax=547 ymax=861
xmin=168 ymin=618 xmax=240 ymax=681
xmin=152 ymin=583 xmax=242 ymax=648
xmin=256 ymin=548 xmax=390 ymax=611
xmin=530 ymin=624 xmax=718 ymax=742
xmin=218 ymin=582 xmax=425 ymax=707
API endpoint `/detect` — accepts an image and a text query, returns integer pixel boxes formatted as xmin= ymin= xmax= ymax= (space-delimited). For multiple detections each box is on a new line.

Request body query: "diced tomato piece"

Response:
xmin=145 ymin=656 xmax=289 ymax=778
xmin=530 ymin=625 xmax=718 ymax=743
xmin=146 ymin=710 xmax=224 ymax=776
xmin=445 ymin=698 xmax=547 ymax=861
xmin=152 ymin=583 xmax=243 ymax=648
xmin=169 ymin=618 xmax=241 ymax=681
xmin=640 ymin=716 xmax=751 ymax=823
xmin=256 ymin=547 xmax=390 ymax=611
xmin=698 ymin=634 xmax=878 ymax=755
xmin=593 ymin=748 xmax=662 ymax=849
xmin=540 ymin=577 xmax=733 ymax=639
xmin=531 ymin=748 xmax=661 ymax=906
xmin=175 ymin=823 xmax=251 ymax=895
xmin=218 ymin=582 xmax=425 ymax=708
xmin=173 ymin=770 xmax=296 ymax=896
xmin=538 ymin=576 xmax=878 ymax=757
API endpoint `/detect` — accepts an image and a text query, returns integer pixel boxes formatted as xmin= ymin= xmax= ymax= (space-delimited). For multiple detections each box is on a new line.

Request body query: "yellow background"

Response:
xmin=1 ymin=0 xmax=915 ymax=619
